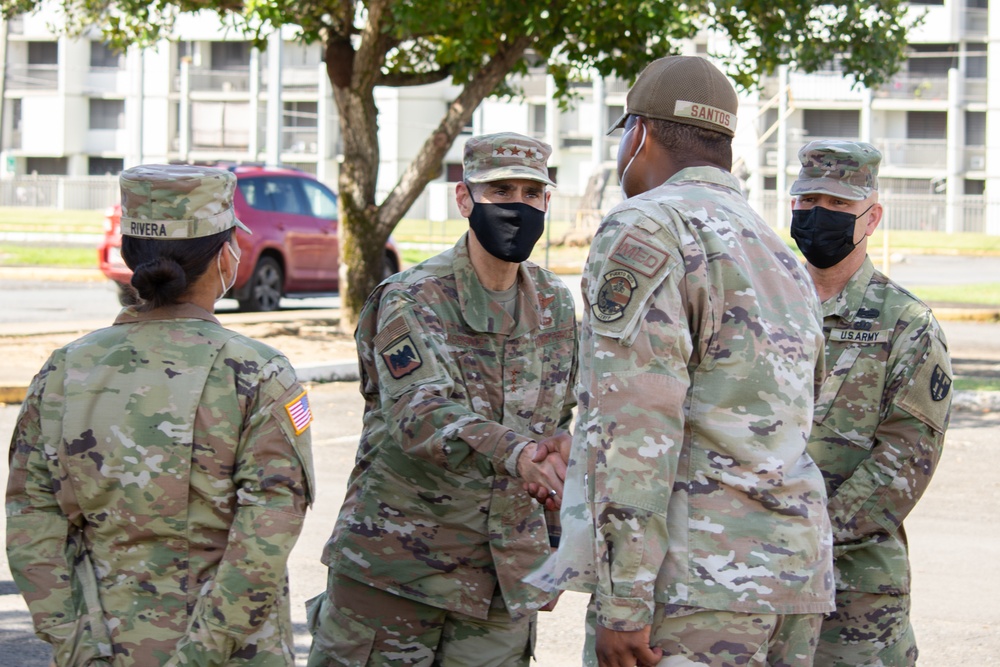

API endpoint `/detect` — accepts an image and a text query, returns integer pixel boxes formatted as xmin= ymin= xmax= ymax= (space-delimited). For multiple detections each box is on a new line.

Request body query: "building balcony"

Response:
xmin=282 ymin=127 xmax=319 ymax=154
xmin=876 ymin=138 xmax=947 ymax=169
xmin=873 ymin=74 xmax=949 ymax=102
xmin=762 ymin=138 xmax=954 ymax=171
xmin=5 ymin=63 xmax=58 ymax=90
xmin=175 ymin=68 xmax=252 ymax=94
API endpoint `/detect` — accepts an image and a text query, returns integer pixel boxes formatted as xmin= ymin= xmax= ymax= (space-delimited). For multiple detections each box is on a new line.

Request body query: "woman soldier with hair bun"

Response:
xmin=7 ymin=164 xmax=314 ymax=667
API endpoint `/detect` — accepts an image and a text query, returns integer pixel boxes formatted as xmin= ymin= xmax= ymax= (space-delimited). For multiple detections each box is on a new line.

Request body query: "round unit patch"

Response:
xmin=593 ymin=269 xmax=637 ymax=323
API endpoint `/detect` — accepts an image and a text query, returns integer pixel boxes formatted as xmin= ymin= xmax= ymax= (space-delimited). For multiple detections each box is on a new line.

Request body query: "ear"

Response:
xmin=864 ymin=202 xmax=883 ymax=237
xmin=543 ymin=189 xmax=551 ymax=212
xmin=456 ymin=181 xmax=474 ymax=218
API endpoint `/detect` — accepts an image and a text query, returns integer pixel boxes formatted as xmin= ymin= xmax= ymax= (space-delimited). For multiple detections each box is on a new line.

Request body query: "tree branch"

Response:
xmin=379 ymin=67 xmax=452 ymax=87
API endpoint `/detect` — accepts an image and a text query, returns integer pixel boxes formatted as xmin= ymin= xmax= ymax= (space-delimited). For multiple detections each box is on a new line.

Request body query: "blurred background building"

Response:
xmin=0 ymin=0 xmax=996 ymax=233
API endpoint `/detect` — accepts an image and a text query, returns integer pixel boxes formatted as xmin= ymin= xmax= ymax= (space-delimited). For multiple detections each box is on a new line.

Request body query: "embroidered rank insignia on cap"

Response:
xmin=930 ymin=364 xmax=952 ymax=402
xmin=284 ymin=391 xmax=313 ymax=435
xmin=593 ymin=269 xmax=637 ymax=322
xmin=609 ymin=233 xmax=668 ymax=278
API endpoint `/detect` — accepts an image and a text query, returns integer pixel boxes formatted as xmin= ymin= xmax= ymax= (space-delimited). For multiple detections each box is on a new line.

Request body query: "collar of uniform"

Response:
xmin=114 ymin=302 xmax=222 ymax=326
xmin=664 ymin=165 xmax=743 ymax=193
xmin=453 ymin=232 xmax=540 ymax=334
xmin=822 ymin=255 xmax=876 ymax=322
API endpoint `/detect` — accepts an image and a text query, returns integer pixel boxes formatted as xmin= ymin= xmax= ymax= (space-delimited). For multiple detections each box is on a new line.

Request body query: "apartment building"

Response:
xmin=0 ymin=0 xmax=996 ymax=233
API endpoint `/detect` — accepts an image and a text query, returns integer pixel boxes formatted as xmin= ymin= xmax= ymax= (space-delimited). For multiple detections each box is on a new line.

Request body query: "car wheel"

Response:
xmin=382 ymin=252 xmax=398 ymax=281
xmin=238 ymin=256 xmax=283 ymax=312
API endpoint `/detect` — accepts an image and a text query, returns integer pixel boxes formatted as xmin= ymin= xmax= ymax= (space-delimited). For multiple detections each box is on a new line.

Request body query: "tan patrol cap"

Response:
xmin=607 ymin=55 xmax=738 ymax=137
xmin=463 ymin=132 xmax=556 ymax=187
xmin=120 ymin=164 xmax=252 ymax=239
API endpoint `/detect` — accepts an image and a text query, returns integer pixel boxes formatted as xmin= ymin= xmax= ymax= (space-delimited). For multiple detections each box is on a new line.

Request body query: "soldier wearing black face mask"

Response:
xmin=307 ymin=132 xmax=578 ymax=667
xmin=790 ymin=140 xmax=953 ymax=667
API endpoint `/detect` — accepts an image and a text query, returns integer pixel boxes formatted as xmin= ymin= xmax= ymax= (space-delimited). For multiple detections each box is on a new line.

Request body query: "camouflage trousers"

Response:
xmin=814 ymin=591 xmax=917 ymax=667
xmin=583 ymin=597 xmax=823 ymax=667
xmin=305 ymin=571 xmax=535 ymax=667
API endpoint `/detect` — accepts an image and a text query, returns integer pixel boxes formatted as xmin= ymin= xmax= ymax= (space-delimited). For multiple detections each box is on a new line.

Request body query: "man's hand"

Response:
xmin=537 ymin=431 xmax=572 ymax=465
xmin=517 ymin=441 xmax=565 ymax=508
xmin=539 ymin=590 xmax=562 ymax=612
xmin=595 ymin=625 xmax=663 ymax=667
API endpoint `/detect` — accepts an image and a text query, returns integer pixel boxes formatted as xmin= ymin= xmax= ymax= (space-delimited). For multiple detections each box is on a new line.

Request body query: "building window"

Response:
xmin=446 ymin=163 xmax=463 ymax=182
xmin=965 ymin=179 xmax=985 ymax=195
xmin=803 ymin=109 xmax=859 ymax=138
xmin=763 ymin=176 xmax=777 ymax=191
xmin=27 ymin=41 xmax=58 ymax=65
xmin=906 ymin=111 xmax=946 ymax=139
xmin=26 ymin=157 xmax=67 ymax=175
xmin=606 ymin=105 xmax=624 ymax=131
xmin=191 ymin=101 xmax=250 ymax=148
xmin=210 ymin=41 xmax=250 ymax=70
xmin=90 ymin=42 xmax=124 ymax=69
xmin=89 ymin=157 xmax=123 ymax=175
xmin=966 ymin=112 xmax=986 ymax=146
xmin=530 ymin=104 xmax=547 ymax=137
xmin=284 ymin=101 xmax=318 ymax=128
xmin=907 ymin=44 xmax=957 ymax=77
xmin=89 ymin=99 xmax=125 ymax=130
xmin=967 ymin=55 xmax=987 ymax=79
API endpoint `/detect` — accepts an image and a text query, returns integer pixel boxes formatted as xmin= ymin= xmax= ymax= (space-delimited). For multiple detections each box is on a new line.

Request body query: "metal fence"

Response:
xmin=0 ymin=175 xmax=118 ymax=210
xmin=756 ymin=192 xmax=995 ymax=234
xmin=0 ymin=175 xmax=994 ymax=237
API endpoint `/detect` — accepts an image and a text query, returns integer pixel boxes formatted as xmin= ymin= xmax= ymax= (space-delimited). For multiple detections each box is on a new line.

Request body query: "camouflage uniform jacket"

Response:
xmin=808 ymin=256 xmax=951 ymax=594
xmin=6 ymin=303 xmax=314 ymax=666
xmin=529 ymin=167 xmax=834 ymax=630
xmin=322 ymin=233 xmax=577 ymax=621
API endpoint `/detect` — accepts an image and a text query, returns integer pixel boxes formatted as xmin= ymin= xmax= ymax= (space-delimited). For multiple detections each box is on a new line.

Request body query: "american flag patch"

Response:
xmin=284 ymin=391 xmax=313 ymax=435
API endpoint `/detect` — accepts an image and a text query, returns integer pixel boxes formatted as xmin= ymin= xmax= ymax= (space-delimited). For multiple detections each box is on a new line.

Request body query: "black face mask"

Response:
xmin=790 ymin=204 xmax=872 ymax=269
xmin=468 ymin=199 xmax=546 ymax=263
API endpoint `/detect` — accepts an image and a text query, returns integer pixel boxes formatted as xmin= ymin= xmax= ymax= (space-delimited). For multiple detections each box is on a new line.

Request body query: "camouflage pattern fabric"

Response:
xmin=808 ymin=257 xmax=950 ymax=662
xmin=529 ymin=166 xmax=835 ymax=631
xmin=119 ymin=164 xmax=251 ymax=239
xmin=306 ymin=571 xmax=534 ymax=667
xmin=815 ymin=591 xmax=917 ymax=666
xmin=583 ymin=598 xmax=823 ymax=667
xmin=6 ymin=302 xmax=314 ymax=666
xmin=463 ymin=133 xmax=556 ymax=186
xmin=315 ymin=233 xmax=577 ymax=632
xmin=790 ymin=140 xmax=882 ymax=202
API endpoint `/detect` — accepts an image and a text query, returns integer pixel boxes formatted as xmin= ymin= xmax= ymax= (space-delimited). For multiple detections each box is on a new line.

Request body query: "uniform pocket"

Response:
xmin=305 ymin=593 xmax=376 ymax=667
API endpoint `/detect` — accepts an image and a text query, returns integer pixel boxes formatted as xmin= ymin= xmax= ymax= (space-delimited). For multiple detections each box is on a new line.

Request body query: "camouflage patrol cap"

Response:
xmin=607 ymin=55 xmax=738 ymax=137
xmin=119 ymin=164 xmax=252 ymax=239
xmin=791 ymin=140 xmax=882 ymax=201
xmin=463 ymin=132 xmax=556 ymax=187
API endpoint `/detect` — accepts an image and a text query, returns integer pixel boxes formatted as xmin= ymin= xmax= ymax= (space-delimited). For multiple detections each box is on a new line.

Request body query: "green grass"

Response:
xmin=954 ymin=377 xmax=1000 ymax=392
xmin=908 ymin=283 xmax=1000 ymax=306
xmin=0 ymin=244 xmax=98 ymax=268
xmin=0 ymin=207 xmax=104 ymax=233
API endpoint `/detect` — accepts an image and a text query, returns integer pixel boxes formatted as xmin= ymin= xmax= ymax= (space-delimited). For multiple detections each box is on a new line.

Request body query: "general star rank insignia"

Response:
xmin=930 ymin=364 xmax=952 ymax=402
xmin=593 ymin=269 xmax=637 ymax=322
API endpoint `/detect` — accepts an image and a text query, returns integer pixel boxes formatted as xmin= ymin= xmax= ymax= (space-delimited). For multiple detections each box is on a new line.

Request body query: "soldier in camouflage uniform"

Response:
xmin=789 ymin=140 xmax=952 ymax=666
xmin=6 ymin=164 xmax=314 ymax=666
xmin=527 ymin=56 xmax=834 ymax=667
xmin=305 ymin=133 xmax=577 ymax=667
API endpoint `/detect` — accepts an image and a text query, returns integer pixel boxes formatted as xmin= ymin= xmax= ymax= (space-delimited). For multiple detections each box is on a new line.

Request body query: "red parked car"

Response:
xmin=99 ymin=164 xmax=401 ymax=311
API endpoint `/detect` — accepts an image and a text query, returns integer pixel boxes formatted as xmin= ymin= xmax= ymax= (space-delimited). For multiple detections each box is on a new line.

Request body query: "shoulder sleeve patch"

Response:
xmin=897 ymin=339 xmax=952 ymax=433
xmin=608 ymin=232 xmax=669 ymax=277
xmin=373 ymin=313 xmax=442 ymax=395
xmin=283 ymin=390 xmax=313 ymax=435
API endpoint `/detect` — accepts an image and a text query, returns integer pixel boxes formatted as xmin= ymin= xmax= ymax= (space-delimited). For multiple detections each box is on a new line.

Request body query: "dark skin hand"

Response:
xmin=596 ymin=625 xmax=663 ymax=667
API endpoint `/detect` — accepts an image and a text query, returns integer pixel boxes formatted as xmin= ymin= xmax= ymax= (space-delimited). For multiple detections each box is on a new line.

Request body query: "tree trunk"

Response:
xmin=327 ymin=20 xmax=533 ymax=328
